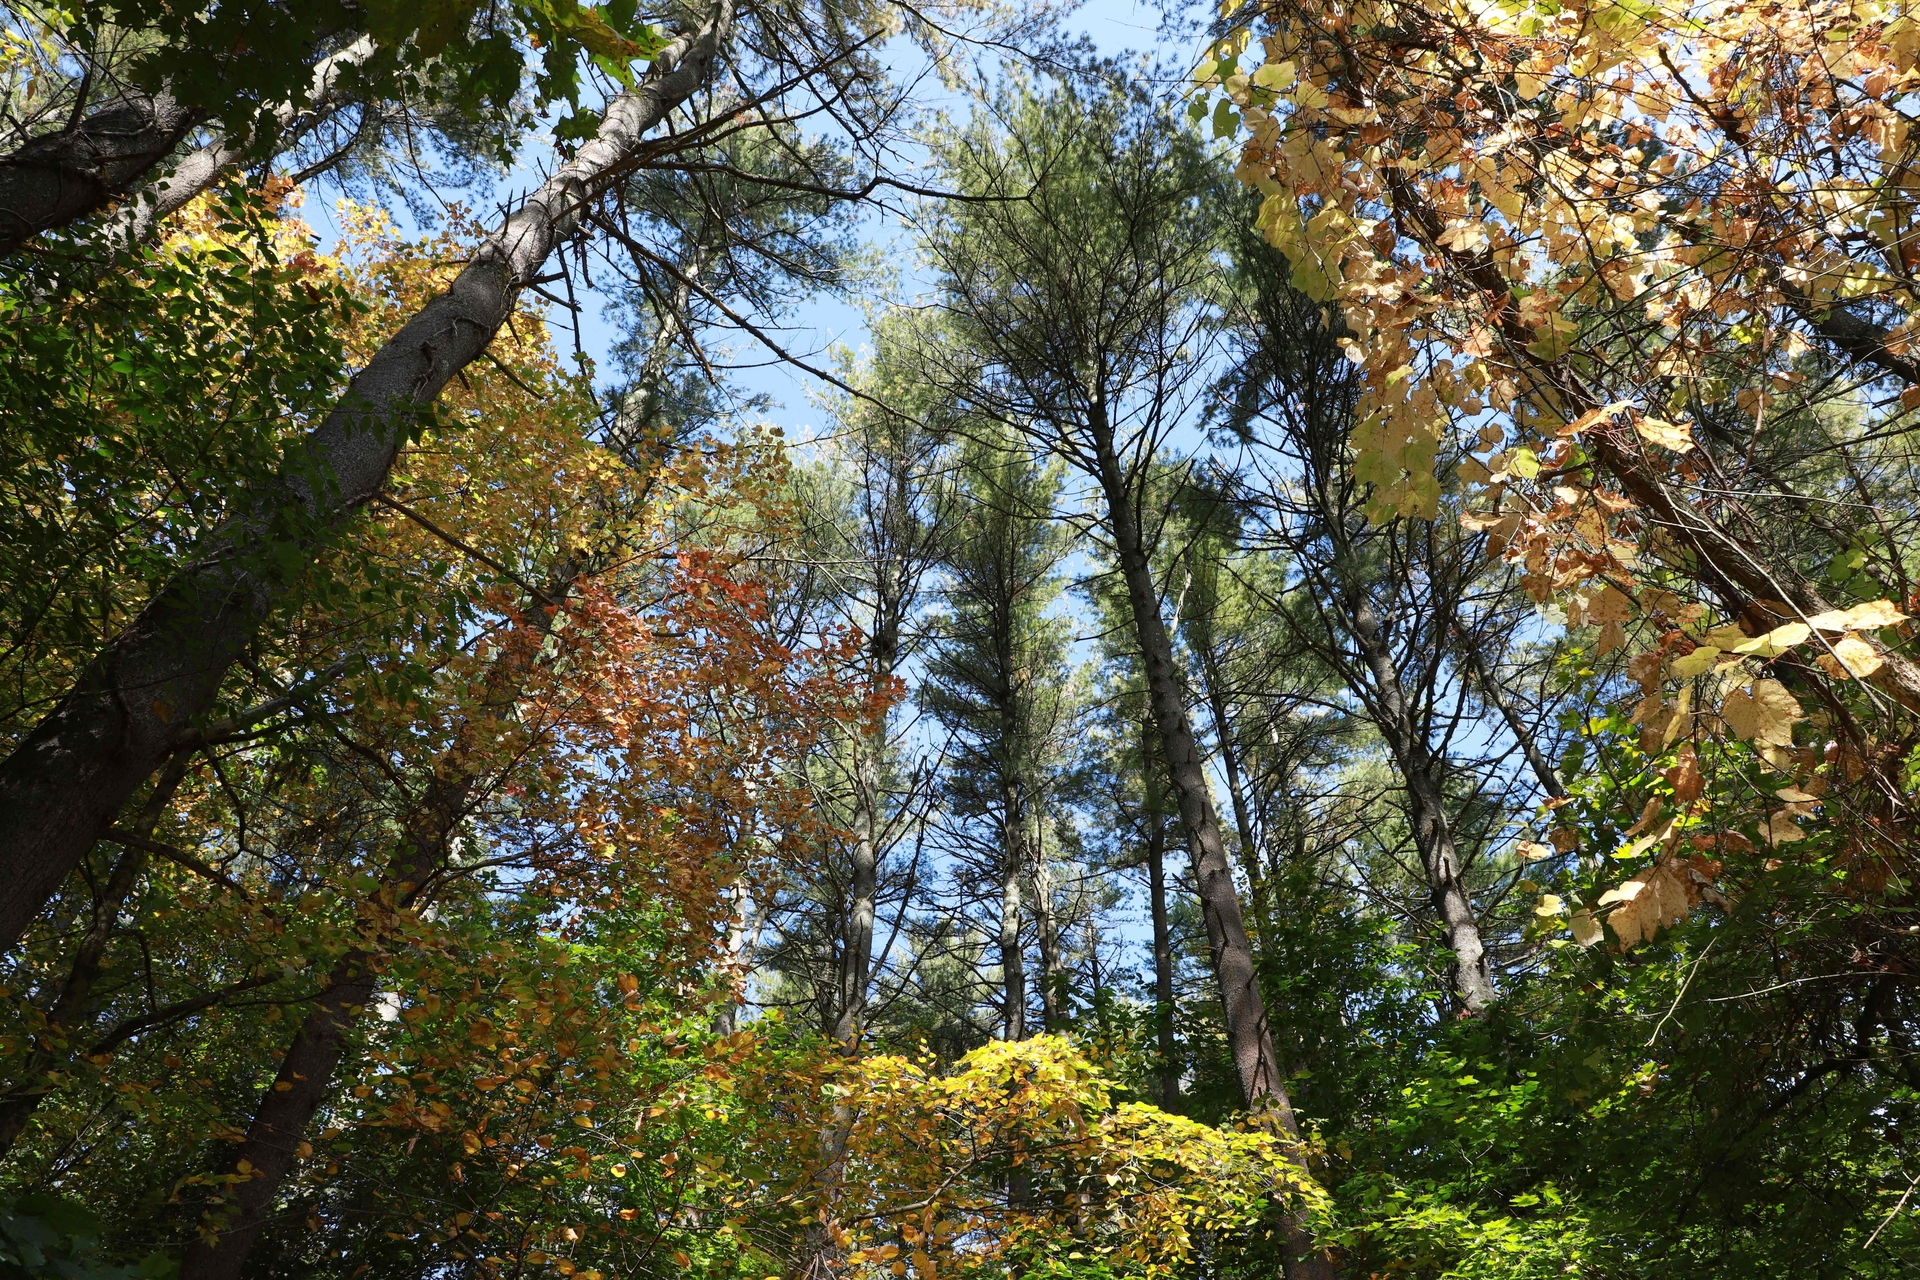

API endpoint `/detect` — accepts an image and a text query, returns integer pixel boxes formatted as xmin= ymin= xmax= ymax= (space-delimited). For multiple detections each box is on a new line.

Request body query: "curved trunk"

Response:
xmin=0 ymin=0 xmax=734 ymax=951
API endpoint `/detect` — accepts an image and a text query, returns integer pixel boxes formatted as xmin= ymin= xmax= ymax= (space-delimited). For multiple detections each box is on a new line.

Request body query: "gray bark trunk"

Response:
xmin=0 ymin=86 xmax=198 ymax=253
xmin=105 ymin=36 xmax=378 ymax=247
xmin=1087 ymin=410 xmax=1332 ymax=1278
xmin=1144 ymin=748 xmax=1178 ymax=1112
xmin=0 ymin=2 xmax=732 ymax=951
xmin=999 ymin=787 xmax=1027 ymax=1040
xmin=833 ymin=746 xmax=880 ymax=1043
xmin=1030 ymin=804 xmax=1064 ymax=1032
xmin=1348 ymin=599 xmax=1497 ymax=1016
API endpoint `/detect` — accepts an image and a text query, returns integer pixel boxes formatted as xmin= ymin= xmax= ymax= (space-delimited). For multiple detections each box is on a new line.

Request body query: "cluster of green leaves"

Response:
xmin=0 ymin=187 xmax=357 ymax=742
xmin=60 ymin=0 xmax=666 ymax=154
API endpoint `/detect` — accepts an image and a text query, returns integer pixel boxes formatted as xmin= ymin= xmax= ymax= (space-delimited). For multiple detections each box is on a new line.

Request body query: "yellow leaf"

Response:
xmin=1561 ymin=399 xmax=1634 ymax=436
xmin=1730 ymin=621 xmax=1809 ymax=657
xmin=1703 ymin=623 xmax=1749 ymax=648
xmin=1761 ymin=811 xmax=1806 ymax=845
xmin=1570 ymin=909 xmax=1602 ymax=947
xmin=1721 ymin=687 xmax=1757 ymax=740
xmin=1827 ymin=633 xmax=1885 ymax=678
xmin=1588 ymin=584 xmax=1634 ymax=623
xmin=1804 ymin=599 xmax=1909 ymax=631
xmin=1535 ymin=893 xmax=1565 ymax=916
xmin=1252 ymin=60 xmax=1296 ymax=90
xmin=1749 ymin=678 xmax=1803 ymax=747
xmin=1634 ymin=416 xmax=1694 ymax=452
xmin=1670 ymin=645 xmax=1720 ymax=677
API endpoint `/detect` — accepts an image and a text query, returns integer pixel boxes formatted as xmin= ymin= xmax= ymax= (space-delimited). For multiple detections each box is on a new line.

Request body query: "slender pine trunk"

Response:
xmin=1145 ymin=771 xmax=1179 ymax=1113
xmin=999 ymin=787 xmax=1027 ymax=1041
xmin=1087 ymin=407 xmax=1332 ymax=1279
xmin=1347 ymin=598 xmax=1496 ymax=1015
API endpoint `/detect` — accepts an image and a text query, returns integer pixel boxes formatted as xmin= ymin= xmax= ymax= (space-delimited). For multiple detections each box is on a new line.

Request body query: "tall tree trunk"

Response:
xmin=0 ymin=0 xmax=733 ymax=951
xmin=179 ymin=564 xmax=583 ymax=1279
xmin=807 ymin=450 xmax=919 ymax=1278
xmin=0 ymin=754 xmax=190 ymax=1156
xmin=1347 ymin=598 xmax=1496 ymax=1016
xmin=177 ymin=946 xmax=377 ymax=1280
xmin=832 ymin=746 xmax=881 ymax=1044
xmin=999 ymin=782 xmax=1027 ymax=1041
xmin=1145 ymin=761 xmax=1179 ymax=1113
xmin=1030 ymin=801 xmax=1064 ymax=1033
xmin=1087 ymin=409 xmax=1332 ymax=1279
xmin=1196 ymin=643 xmax=1279 ymax=946
xmin=712 ymin=882 xmax=758 ymax=1036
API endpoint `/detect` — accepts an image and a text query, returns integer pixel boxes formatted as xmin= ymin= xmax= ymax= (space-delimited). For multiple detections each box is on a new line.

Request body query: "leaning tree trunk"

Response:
xmin=0 ymin=0 xmax=733 ymax=952
xmin=1347 ymin=598 xmax=1497 ymax=1016
xmin=178 ymin=564 xmax=582 ymax=1280
xmin=0 ymin=754 xmax=189 ymax=1157
xmin=1087 ymin=407 xmax=1333 ymax=1280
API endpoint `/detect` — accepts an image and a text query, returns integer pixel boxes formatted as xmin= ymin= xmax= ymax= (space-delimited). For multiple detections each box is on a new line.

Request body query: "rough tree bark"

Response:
xmin=831 ymin=443 xmax=913 ymax=1043
xmin=1088 ymin=404 xmax=1333 ymax=1280
xmin=0 ymin=0 xmax=733 ymax=951
xmin=0 ymin=85 xmax=198 ymax=253
xmin=1346 ymin=597 xmax=1497 ymax=1016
